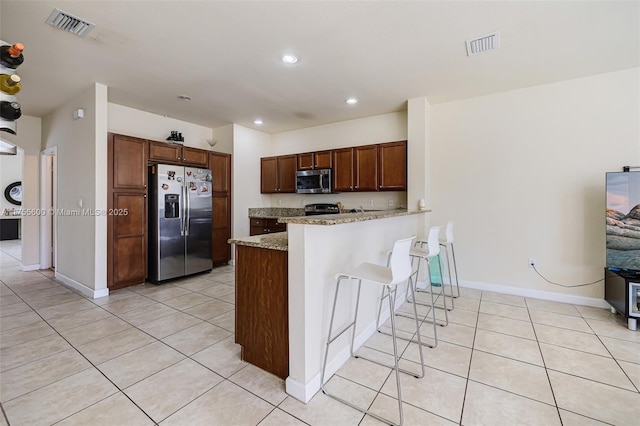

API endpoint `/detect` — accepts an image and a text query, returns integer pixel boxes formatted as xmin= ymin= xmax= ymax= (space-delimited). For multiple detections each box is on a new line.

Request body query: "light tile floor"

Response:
xmin=1 ymin=250 xmax=639 ymax=425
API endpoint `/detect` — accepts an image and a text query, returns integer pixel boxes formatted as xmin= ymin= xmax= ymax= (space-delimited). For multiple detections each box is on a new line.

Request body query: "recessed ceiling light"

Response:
xmin=345 ymin=97 xmax=358 ymax=105
xmin=177 ymin=95 xmax=191 ymax=101
xmin=254 ymin=119 xmax=263 ymax=125
xmin=281 ymin=54 xmax=298 ymax=64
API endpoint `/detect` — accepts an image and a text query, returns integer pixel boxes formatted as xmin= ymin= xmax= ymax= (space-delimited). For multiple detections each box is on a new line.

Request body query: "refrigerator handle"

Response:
xmin=185 ymin=182 xmax=190 ymax=236
xmin=180 ymin=185 xmax=185 ymax=237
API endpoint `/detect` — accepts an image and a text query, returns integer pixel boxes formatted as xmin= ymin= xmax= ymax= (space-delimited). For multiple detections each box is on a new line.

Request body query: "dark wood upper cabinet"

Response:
xmin=297 ymin=150 xmax=332 ymax=170
xmin=263 ymin=141 xmax=406 ymax=194
xmin=333 ymin=145 xmax=378 ymax=192
xmin=148 ymin=141 xmax=208 ymax=167
xmin=261 ymin=155 xmax=296 ymax=193
xmin=261 ymin=157 xmax=278 ymax=193
xmin=148 ymin=141 xmax=181 ymax=164
xmin=354 ymin=145 xmax=378 ymax=191
xmin=315 ymin=150 xmax=332 ymax=169
xmin=297 ymin=153 xmax=314 ymax=171
xmin=110 ymin=134 xmax=147 ymax=191
xmin=278 ymin=155 xmax=297 ymax=192
xmin=332 ymin=148 xmax=354 ymax=192
xmin=378 ymin=141 xmax=407 ymax=191
xmin=182 ymin=147 xmax=209 ymax=167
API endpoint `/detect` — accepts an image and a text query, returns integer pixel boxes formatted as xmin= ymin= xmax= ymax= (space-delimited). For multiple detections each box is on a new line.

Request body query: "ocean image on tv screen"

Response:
xmin=606 ymin=172 xmax=640 ymax=272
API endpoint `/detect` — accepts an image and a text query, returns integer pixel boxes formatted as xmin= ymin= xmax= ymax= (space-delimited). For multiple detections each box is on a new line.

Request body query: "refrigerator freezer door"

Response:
xmin=156 ymin=164 xmax=186 ymax=281
xmin=185 ymin=167 xmax=213 ymax=275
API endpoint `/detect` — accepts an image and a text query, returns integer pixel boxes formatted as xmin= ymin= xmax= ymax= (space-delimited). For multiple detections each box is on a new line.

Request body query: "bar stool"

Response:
xmin=408 ymin=226 xmax=450 ymax=328
xmin=321 ymin=235 xmax=423 ymax=426
xmin=413 ymin=226 xmax=455 ymax=311
xmin=375 ymin=228 xmax=441 ymax=348
xmin=439 ymin=221 xmax=460 ymax=298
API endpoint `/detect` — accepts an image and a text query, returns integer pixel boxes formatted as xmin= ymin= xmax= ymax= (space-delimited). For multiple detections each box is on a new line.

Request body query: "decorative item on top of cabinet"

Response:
xmin=107 ymin=133 xmax=148 ymax=290
xmin=378 ymin=141 xmax=407 ymax=191
xmin=332 ymin=145 xmax=378 ymax=192
xmin=148 ymin=140 xmax=208 ymax=167
xmin=260 ymin=155 xmax=297 ymax=193
xmin=297 ymin=150 xmax=332 ymax=170
xmin=209 ymin=151 xmax=232 ymax=266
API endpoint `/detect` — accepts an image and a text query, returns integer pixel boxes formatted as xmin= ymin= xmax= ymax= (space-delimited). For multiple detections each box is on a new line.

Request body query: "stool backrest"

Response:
xmin=389 ymin=235 xmax=416 ymax=284
xmin=444 ymin=221 xmax=454 ymax=244
xmin=426 ymin=226 xmax=441 ymax=257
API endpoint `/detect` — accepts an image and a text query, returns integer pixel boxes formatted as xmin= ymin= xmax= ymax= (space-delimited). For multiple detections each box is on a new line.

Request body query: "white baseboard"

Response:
xmin=21 ymin=263 xmax=41 ymax=272
xmin=457 ymin=278 xmax=609 ymax=309
xmin=55 ymin=272 xmax=109 ymax=299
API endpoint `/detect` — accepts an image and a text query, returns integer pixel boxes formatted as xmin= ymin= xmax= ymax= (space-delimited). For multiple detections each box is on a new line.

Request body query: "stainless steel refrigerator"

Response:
xmin=148 ymin=163 xmax=213 ymax=283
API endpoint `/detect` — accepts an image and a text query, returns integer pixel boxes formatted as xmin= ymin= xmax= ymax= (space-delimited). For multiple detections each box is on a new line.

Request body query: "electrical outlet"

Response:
xmin=278 ymin=199 xmax=282 ymax=206
xmin=528 ymin=257 xmax=537 ymax=268
xmin=367 ymin=199 xmax=373 ymax=207
xmin=388 ymin=199 xmax=394 ymax=207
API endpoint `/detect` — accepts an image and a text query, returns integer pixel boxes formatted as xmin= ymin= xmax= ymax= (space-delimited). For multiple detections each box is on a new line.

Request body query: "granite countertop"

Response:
xmin=248 ymin=207 xmax=305 ymax=219
xmin=228 ymin=232 xmax=288 ymax=251
xmin=278 ymin=208 xmax=430 ymax=226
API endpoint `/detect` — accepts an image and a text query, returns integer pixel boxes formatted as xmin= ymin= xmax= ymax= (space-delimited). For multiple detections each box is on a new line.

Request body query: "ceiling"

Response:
xmin=1 ymin=1 xmax=638 ymax=134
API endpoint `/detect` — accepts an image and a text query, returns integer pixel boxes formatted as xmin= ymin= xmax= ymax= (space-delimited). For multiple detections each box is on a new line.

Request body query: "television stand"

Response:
xmin=604 ymin=269 xmax=639 ymax=331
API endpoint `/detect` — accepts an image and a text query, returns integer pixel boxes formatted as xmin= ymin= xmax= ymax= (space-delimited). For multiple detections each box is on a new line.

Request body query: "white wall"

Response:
xmin=211 ymin=124 xmax=233 ymax=155
xmin=269 ymin=112 xmax=408 ymax=211
xmin=2 ymin=115 xmax=42 ymax=269
xmin=42 ymin=84 xmax=101 ymax=292
xmin=429 ymin=68 xmax=640 ymax=300
xmin=231 ymin=124 xmax=272 ymax=240
xmin=108 ymin=103 xmax=214 ymax=151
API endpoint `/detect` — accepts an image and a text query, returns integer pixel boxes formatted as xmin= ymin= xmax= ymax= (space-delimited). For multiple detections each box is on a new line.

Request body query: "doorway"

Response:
xmin=40 ymin=147 xmax=57 ymax=270
xmin=0 ymin=147 xmax=24 ymax=262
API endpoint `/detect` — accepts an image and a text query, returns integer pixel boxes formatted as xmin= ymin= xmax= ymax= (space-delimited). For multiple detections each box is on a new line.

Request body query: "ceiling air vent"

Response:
xmin=466 ymin=31 xmax=500 ymax=56
xmin=46 ymin=8 xmax=95 ymax=38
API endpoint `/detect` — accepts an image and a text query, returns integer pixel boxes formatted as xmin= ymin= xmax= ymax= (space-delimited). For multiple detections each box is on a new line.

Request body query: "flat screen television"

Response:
xmin=606 ymin=171 xmax=640 ymax=277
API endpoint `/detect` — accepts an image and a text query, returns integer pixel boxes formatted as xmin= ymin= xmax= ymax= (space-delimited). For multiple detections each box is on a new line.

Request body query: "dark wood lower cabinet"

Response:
xmin=235 ymin=245 xmax=289 ymax=379
xmin=109 ymin=192 xmax=147 ymax=290
xmin=249 ymin=218 xmax=287 ymax=236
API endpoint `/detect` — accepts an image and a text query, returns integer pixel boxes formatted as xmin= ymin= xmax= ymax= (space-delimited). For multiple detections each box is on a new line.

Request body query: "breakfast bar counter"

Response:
xmin=229 ymin=208 xmax=430 ymax=401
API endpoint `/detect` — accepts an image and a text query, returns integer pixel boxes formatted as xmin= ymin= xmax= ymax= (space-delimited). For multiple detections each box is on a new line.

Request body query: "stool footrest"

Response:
xmin=321 ymin=388 xmax=401 ymax=426
xmin=377 ymin=328 xmax=437 ymax=349
xmin=326 ymin=321 xmax=356 ymax=346
xmin=354 ymin=351 xmax=424 ymax=378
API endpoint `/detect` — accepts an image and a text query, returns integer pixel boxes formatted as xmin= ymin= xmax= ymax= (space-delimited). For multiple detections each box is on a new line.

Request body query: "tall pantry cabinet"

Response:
xmin=209 ymin=151 xmax=232 ymax=266
xmin=107 ymin=133 xmax=148 ymax=290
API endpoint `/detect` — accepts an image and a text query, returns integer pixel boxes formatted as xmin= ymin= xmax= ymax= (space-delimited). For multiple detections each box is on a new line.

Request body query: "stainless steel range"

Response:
xmin=304 ymin=203 xmax=340 ymax=216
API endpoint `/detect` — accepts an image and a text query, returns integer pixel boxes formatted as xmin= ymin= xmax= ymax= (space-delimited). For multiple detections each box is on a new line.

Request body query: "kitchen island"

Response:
xmin=230 ymin=208 xmax=429 ymax=402
xmin=229 ymin=232 xmax=289 ymax=379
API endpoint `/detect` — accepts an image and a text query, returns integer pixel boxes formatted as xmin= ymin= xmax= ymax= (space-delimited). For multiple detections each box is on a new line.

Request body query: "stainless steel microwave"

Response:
xmin=296 ymin=169 xmax=332 ymax=194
